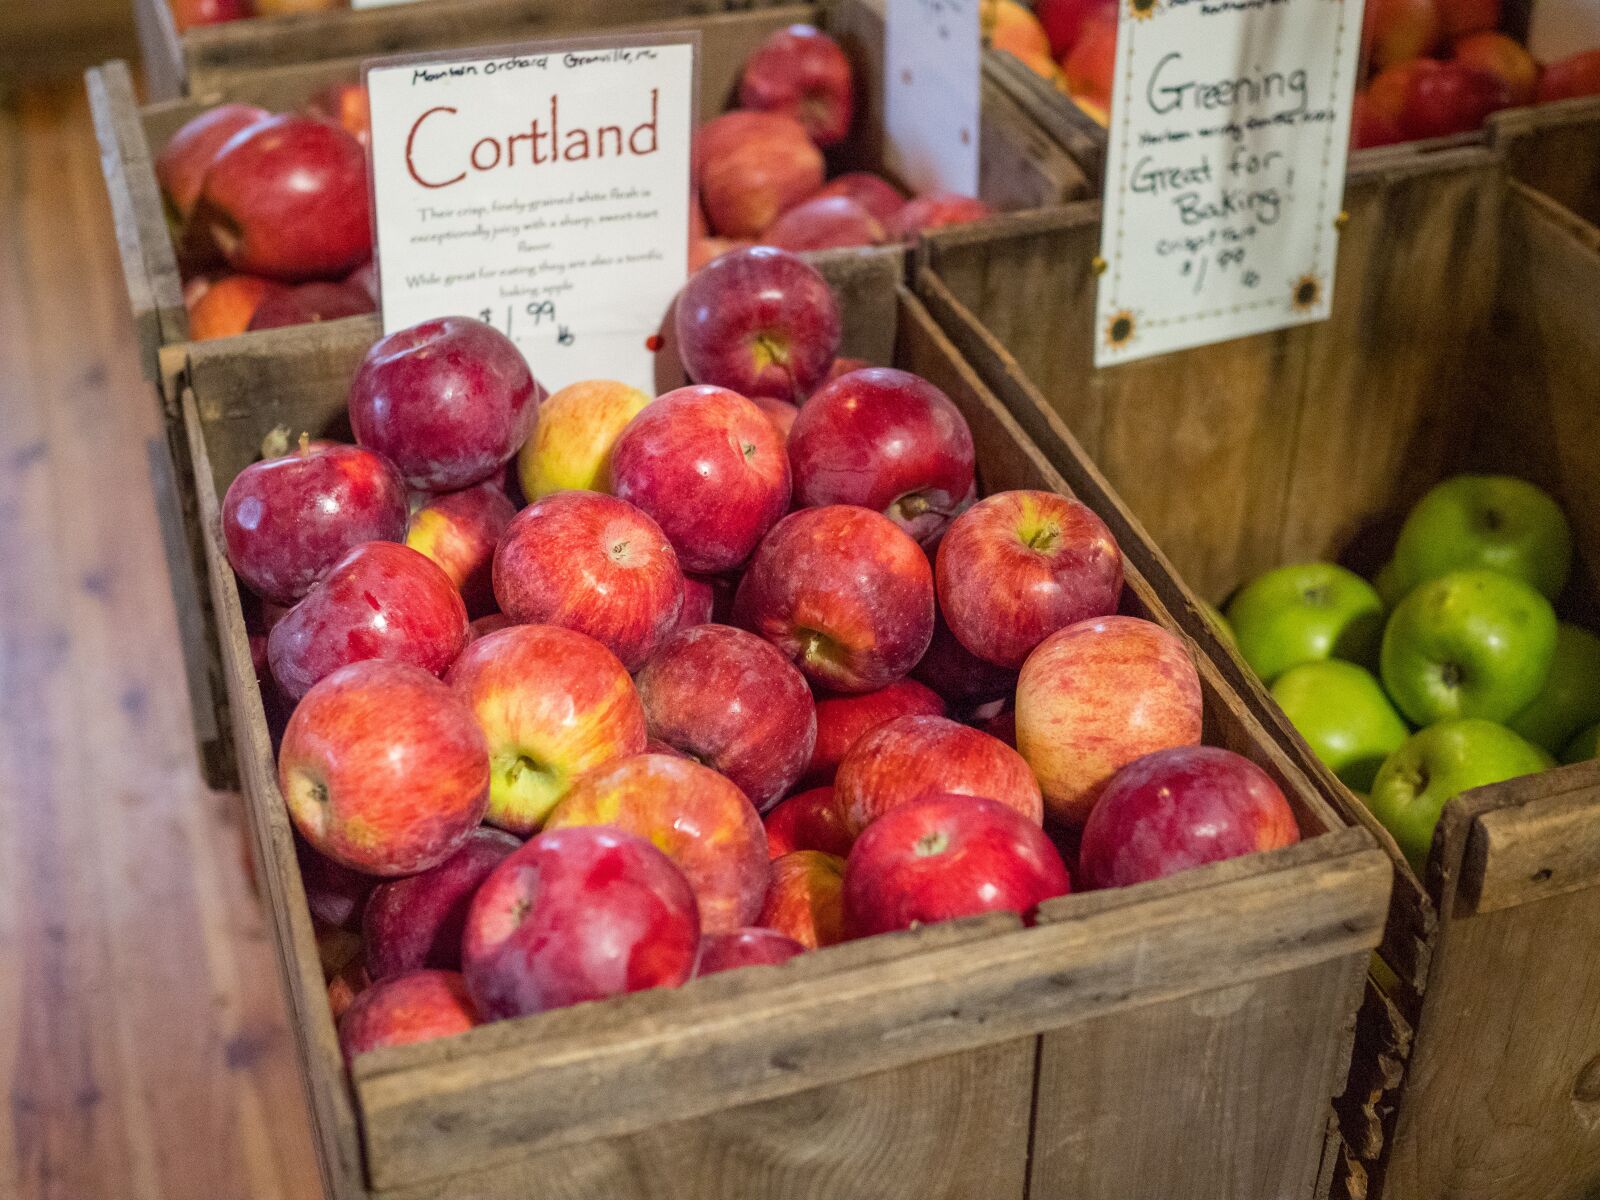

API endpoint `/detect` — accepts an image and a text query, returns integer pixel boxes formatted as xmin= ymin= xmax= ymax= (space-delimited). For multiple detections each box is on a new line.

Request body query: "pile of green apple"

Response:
xmin=1216 ymin=475 xmax=1597 ymax=871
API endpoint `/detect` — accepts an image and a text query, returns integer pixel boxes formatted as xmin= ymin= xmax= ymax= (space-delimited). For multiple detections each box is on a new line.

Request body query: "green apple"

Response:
xmin=1366 ymin=719 xmax=1551 ymax=870
xmin=1384 ymin=475 xmax=1572 ymax=602
xmin=1508 ymin=622 xmax=1600 ymax=754
xmin=1562 ymin=722 xmax=1600 ymax=764
xmin=1270 ymin=660 xmax=1410 ymax=792
xmin=1379 ymin=568 xmax=1557 ymax=725
xmin=1224 ymin=562 xmax=1385 ymax=683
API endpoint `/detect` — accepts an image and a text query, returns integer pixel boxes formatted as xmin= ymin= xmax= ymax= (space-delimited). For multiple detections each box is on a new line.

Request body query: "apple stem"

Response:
xmin=1025 ymin=524 xmax=1058 ymax=552
xmin=298 ymin=432 xmax=311 ymax=457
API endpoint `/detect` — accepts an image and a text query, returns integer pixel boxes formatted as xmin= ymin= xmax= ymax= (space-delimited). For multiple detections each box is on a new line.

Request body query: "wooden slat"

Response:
xmin=1491 ymin=96 xmax=1600 ymax=230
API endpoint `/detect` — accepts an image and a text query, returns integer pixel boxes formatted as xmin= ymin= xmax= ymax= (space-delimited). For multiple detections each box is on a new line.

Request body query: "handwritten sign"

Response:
xmin=885 ymin=0 xmax=981 ymax=196
xmin=364 ymin=37 xmax=697 ymax=393
xmin=1093 ymin=0 xmax=1365 ymax=366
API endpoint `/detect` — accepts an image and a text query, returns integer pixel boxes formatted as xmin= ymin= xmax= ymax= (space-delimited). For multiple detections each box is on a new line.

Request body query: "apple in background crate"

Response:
xmin=694 ymin=928 xmax=806 ymax=976
xmin=338 ymin=970 xmax=479 ymax=1065
xmin=738 ymin=23 xmax=856 ymax=147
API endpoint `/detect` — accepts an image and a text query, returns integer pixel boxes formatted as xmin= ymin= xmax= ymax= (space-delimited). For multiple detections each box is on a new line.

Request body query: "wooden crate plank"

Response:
xmin=1491 ymin=97 xmax=1600 ymax=230
xmin=1460 ymin=762 xmax=1600 ymax=915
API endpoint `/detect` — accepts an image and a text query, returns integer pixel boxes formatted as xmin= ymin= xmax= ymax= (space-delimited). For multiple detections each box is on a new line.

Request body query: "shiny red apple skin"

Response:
xmin=1538 ymin=50 xmax=1600 ymax=103
xmin=1034 ymin=0 xmax=1114 ymax=56
xmin=843 ymin=793 xmax=1071 ymax=935
xmin=696 ymin=111 xmax=825 ymax=238
xmin=737 ymin=23 xmax=856 ymax=146
xmin=635 ymin=624 xmax=817 ymax=810
xmin=349 ymin=316 xmax=540 ymax=493
xmin=815 ymin=173 xmax=907 ymax=223
xmin=610 ymin=385 xmax=792 ymax=574
xmin=222 ymin=441 xmax=409 ymax=605
xmin=759 ymin=850 xmax=848 ymax=948
xmin=1015 ymin=615 xmax=1205 ymax=825
xmin=674 ymin=246 xmax=842 ymax=404
xmin=694 ymin=927 xmax=806 ymax=975
xmin=462 ymin=826 xmax=699 ymax=1018
xmin=835 ymin=714 xmax=1043 ymax=835
xmin=296 ymin=838 xmax=376 ymax=931
xmin=492 ymin=491 xmax=685 ymax=670
xmin=677 ymin=574 xmax=718 ymax=630
xmin=246 ymin=280 xmax=375 ymax=330
xmin=764 ymin=196 xmax=885 ymax=251
xmin=1078 ymin=746 xmax=1300 ymax=888
xmin=753 ymin=396 xmax=800 ymax=443
xmin=789 ymin=368 xmax=977 ymax=543
xmin=362 ymin=828 xmax=522 ymax=980
xmin=156 ymin=103 xmax=271 ymax=220
xmin=805 ymin=678 xmax=946 ymax=787
xmin=885 ymin=194 xmax=994 ymax=240
xmin=734 ymin=505 xmax=936 ymax=693
xmin=338 ymin=969 xmax=478 ymax=1065
xmin=406 ymin=481 xmax=518 ymax=617
xmin=466 ymin=612 xmax=514 ymax=644
xmin=544 ymin=754 xmax=770 ymax=933
xmin=936 ymin=489 xmax=1123 ymax=669
xmin=277 ymin=660 xmax=489 ymax=875
xmin=1400 ymin=60 xmax=1513 ymax=140
xmin=912 ymin=610 xmax=1019 ymax=711
xmin=267 ymin=541 xmax=468 ymax=701
xmin=192 ymin=114 xmax=372 ymax=281
xmin=764 ymin=786 xmax=856 ymax=859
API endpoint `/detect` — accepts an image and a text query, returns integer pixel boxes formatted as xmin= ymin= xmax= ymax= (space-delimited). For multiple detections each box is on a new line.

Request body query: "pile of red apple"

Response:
xmin=988 ymin=0 xmax=1117 ymax=125
xmin=225 ymin=245 xmax=1299 ymax=1063
xmin=170 ymin=0 xmax=346 ymax=33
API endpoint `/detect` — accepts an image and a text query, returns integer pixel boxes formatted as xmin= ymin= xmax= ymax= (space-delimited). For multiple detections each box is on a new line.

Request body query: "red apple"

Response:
xmin=734 ymin=505 xmax=936 ymax=693
xmin=278 ymin=660 xmax=488 ymax=875
xmin=296 ymin=838 xmax=376 ymax=931
xmin=362 ymin=827 xmax=521 ymax=980
xmin=764 ymin=786 xmax=856 ymax=858
xmin=338 ymin=970 xmax=478 ymax=1064
xmin=789 ymin=368 xmax=976 ymax=543
xmin=1015 ymin=615 xmax=1204 ymax=825
xmin=677 ymin=574 xmax=718 ymax=630
xmin=447 ymin=624 xmax=647 ymax=834
xmin=610 ymin=385 xmax=791 ymax=573
xmin=814 ymin=173 xmax=907 ymax=223
xmin=1351 ymin=91 xmax=1406 ymax=149
xmin=753 ymin=396 xmax=800 ymax=443
xmin=222 ymin=439 xmax=409 ymax=604
xmin=544 ymin=754 xmax=770 ymax=932
xmin=834 ymin=714 xmax=1043 ymax=835
xmin=188 ymin=273 xmax=287 ymax=340
xmin=305 ymin=81 xmax=371 ymax=148
xmin=884 ymin=193 xmax=996 ymax=240
xmin=349 ymin=316 xmax=540 ymax=493
xmin=1401 ymin=59 xmax=1514 ymax=139
xmin=843 ymin=793 xmax=1071 ymax=935
xmin=1538 ymin=50 xmax=1600 ymax=103
xmin=1079 ymin=746 xmax=1300 ymax=888
xmin=463 ymin=826 xmax=699 ymax=1018
xmin=759 ymin=850 xmax=847 ymax=948
xmin=171 ymin=0 xmax=251 ymax=31
xmin=762 ymin=195 xmax=885 ymax=251
xmin=155 ymin=103 xmax=270 ymax=219
xmin=935 ymin=489 xmax=1123 ymax=669
xmin=466 ymin=612 xmax=513 ymax=644
xmin=696 ymin=111 xmax=825 ymax=237
xmin=1062 ymin=11 xmax=1118 ymax=113
xmin=690 ymin=236 xmax=755 ymax=271
xmin=246 ymin=280 xmax=375 ymax=330
xmin=675 ymin=246 xmax=842 ymax=403
xmin=737 ymin=24 xmax=856 ymax=147
xmin=191 ymin=115 xmax=371 ymax=281
xmin=806 ymin=679 xmax=946 ymax=787
xmin=694 ymin=927 xmax=806 ymax=975
xmin=1437 ymin=0 xmax=1498 ymax=39
xmin=635 ymin=624 xmax=817 ymax=810
xmin=1454 ymin=32 xmax=1539 ymax=105
xmin=492 ymin=491 xmax=685 ymax=670
xmin=268 ymin=541 xmax=467 ymax=700
xmin=1034 ymin=0 xmax=1114 ymax=57
xmin=1363 ymin=0 xmax=1441 ymax=68
xmin=406 ymin=481 xmax=517 ymax=617
xmin=821 ymin=356 xmax=874 ymax=387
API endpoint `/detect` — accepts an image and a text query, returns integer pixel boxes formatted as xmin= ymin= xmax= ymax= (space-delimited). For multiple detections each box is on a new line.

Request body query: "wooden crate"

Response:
xmin=173 ymin=248 xmax=1387 ymax=1200
xmin=917 ymin=157 xmax=1600 ymax=1199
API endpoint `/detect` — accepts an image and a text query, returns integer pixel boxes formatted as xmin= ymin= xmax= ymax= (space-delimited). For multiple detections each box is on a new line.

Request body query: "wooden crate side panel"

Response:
xmin=1031 ymin=952 xmax=1370 ymax=1200
xmin=1492 ymin=98 xmax=1600 ymax=230
xmin=132 ymin=0 xmax=186 ymax=100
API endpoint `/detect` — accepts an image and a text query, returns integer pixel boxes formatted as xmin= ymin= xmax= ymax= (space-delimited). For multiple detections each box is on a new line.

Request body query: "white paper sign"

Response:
xmin=365 ymin=38 xmax=697 ymax=394
xmin=1094 ymin=0 xmax=1365 ymax=366
xmin=885 ymin=0 xmax=981 ymax=196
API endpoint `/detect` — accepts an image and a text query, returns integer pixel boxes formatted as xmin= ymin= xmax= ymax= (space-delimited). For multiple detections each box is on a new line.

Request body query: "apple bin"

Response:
xmin=916 ymin=145 xmax=1600 ymax=1198
xmin=165 ymin=244 xmax=1389 ymax=1200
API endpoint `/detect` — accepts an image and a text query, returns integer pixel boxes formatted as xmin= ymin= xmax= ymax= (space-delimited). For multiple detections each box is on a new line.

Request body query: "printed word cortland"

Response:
xmin=406 ymin=91 xmax=661 ymax=190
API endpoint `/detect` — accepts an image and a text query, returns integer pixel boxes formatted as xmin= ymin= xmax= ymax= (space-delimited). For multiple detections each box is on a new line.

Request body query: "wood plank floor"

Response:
xmin=0 ymin=77 xmax=324 ymax=1200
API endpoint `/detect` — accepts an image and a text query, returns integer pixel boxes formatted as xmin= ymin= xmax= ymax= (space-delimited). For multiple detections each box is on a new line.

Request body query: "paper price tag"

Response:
xmin=1093 ymin=0 xmax=1365 ymax=366
xmin=365 ymin=37 xmax=697 ymax=393
xmin=885 ymin=0 xmax=981 ymax=196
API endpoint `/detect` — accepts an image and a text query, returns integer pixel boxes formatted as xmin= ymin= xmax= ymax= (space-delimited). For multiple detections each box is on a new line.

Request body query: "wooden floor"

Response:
xmin=0 ymin=78 xmax=324 ymax=1199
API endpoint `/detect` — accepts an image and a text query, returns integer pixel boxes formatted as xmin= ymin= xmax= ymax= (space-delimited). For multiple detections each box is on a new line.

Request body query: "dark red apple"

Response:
xmin=1034 ymin=0 xmax=1114 ymax=57
xmin=1538 ymin=50 xmax=1600 ymax=103
xmin=349 ymin=316 xmax=539 ymax=493
xmin=814 ymin=173 xmax=907 ymax=224
xmin=789 ymin=368 xmax=976 ymax=542
xmin=156 ymin=103 xmax=271 ymax=220
xmin=885 ymin=194 xmax=994 ymax=240
xmin=1351 ymin=91 xmax=1405 ymax=150
xmin=338 ymin=969 xmax=478 ymax=1064
xmin=912 ymin=609 xmax=1018 ymax=710
xmin=267 ymin=541 xmax=468 ymax=700
xmin=222 ymin=439 xmax=409 ymax=605
xmin=734 ymin=505 xmax=935 ymax=693
xmin=191 ymin=114 xmax=372 ymax=281
xmin=362 ymin=827 xmax=522 ymax=980
xmin=278 ymin=660 xmax=488 ymax=875
xmin=696 ymin=111 xmax=825 ymax=237
xmin=674 ymin=246 xmax=842 ymax=404
xmin=296 ymin=838 xmax=376 ymax=931
xmin=763 ymin=195 xmax=884 ymax=251
xmin=764 ymin=786 xmax=855 ymax=858
xmin=493 ymin=491 xmax=685 ymax=670
xmin=843 ymin=793 xmax=1071 ymax=935
xmin=462 ymin=825 xmax=700 ymax=1017
xmin=406 ymin=481 xmax=518 ymax=617
xmin=635 ymin=624 xmax=818 ymax=810
xmin=1078 ymin=746 xmax=1300 ymax=888
xmin=676 ymin=574 xmax=718 ymax=630
xmin=759 ymin=850 xmax=847 ymax=948
xmin=246 ymin=280 xmax=375 ymax=330
xmin=610 ymin=385 xmax=791 ymax=573
xmin=694 ymin=927 xmax=806 ymax=975
xmin=1400 ymin=60 xmax=1514 ymax=139
xmin=737 ymin=24 xmax=856 ymax=147
xmin=171 ymin=0 xmax=251 ymax=31
xmin=466 ymin=612 xmax=513 ymax=644
xmin=806 ymin=678 xmax=946 ymax=787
